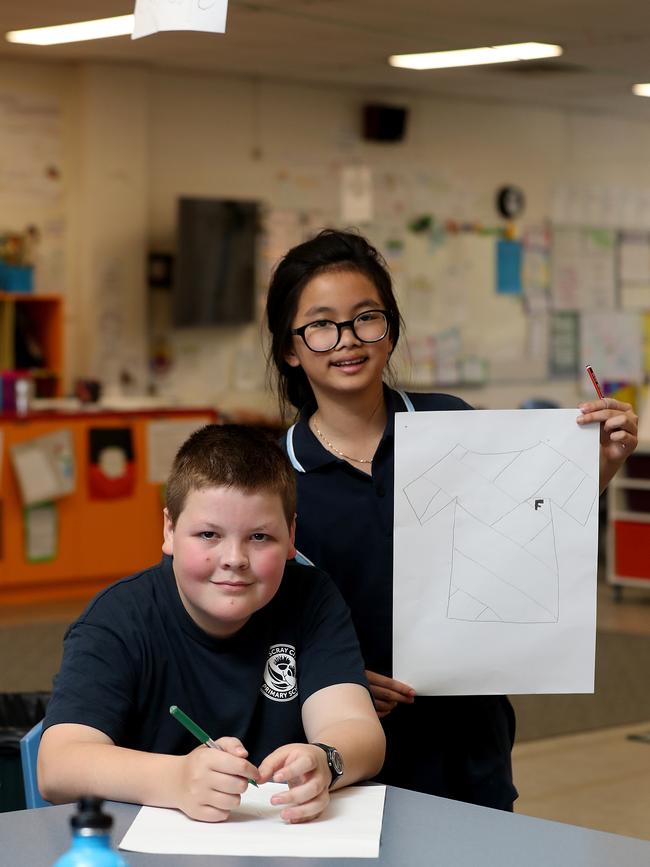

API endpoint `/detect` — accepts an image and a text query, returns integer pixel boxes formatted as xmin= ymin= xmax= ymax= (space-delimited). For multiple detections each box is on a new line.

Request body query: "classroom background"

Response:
xmin=0 ymin=0 xmax=649 ymax=839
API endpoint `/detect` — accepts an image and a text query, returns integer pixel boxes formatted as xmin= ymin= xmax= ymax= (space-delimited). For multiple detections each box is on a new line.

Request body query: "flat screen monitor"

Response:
xmin=173 ymin=197 xmax=258 ymax=326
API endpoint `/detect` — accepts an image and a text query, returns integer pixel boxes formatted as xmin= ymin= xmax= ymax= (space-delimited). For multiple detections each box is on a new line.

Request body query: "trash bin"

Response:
xmin=0 ymin=692 xmax=50 ymax=812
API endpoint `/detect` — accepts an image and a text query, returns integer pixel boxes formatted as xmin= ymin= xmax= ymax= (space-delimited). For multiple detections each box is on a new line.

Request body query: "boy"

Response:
xmin=38 ymin=425 xmax=385 ymax=824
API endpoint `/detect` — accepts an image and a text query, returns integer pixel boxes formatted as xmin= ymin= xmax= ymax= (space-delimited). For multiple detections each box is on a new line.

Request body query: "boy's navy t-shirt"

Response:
xmin=43 ymin=556 xmax=368 ymax=764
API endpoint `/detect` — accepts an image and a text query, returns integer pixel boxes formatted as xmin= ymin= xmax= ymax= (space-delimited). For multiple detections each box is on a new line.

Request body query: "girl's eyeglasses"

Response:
xmin=291 ymin=309 xmax=389 ymax=353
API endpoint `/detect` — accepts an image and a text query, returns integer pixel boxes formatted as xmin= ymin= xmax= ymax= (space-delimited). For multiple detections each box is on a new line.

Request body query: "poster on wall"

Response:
xmin=147 ymin=417 xmax=212 ymax=484
xmin=580 ymin=312 xmax=643 ymax=385
xmin=88 ymin=428 xmax=136 ymax=499
xmin=10 ymin=430 xmax=75 ymax=507
xmin=24 ymin=502 xmax=58 ymax=563
xmin=619 ymin=231 xmax=650 ymax=311
xmin=551 ymin=227 xmax=616 ymax=311
xmin=340 ymin=166 xmax=374 ymax=224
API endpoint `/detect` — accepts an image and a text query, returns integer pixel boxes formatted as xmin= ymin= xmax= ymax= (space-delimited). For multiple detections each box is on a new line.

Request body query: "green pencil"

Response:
xmin=169 ymin=705 xmax=258 ymax=787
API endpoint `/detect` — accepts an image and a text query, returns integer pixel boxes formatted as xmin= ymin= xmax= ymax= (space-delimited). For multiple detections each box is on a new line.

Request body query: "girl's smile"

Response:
xmin=285 ymin=270 xmax=392 ymax=401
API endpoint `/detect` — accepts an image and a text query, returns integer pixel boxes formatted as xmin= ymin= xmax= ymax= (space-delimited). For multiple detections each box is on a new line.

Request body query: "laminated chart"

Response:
xmin=394 ymin=410 xmax=599 ymax=695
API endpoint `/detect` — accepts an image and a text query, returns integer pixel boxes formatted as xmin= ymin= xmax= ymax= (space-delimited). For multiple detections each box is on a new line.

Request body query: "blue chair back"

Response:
xmin=19 ymin=720 xmax=51 ymax=808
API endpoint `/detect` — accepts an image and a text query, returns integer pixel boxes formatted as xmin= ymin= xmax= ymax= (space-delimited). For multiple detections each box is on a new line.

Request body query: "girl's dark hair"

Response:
xmin=265 ymin=228 xmax=402 ymax=417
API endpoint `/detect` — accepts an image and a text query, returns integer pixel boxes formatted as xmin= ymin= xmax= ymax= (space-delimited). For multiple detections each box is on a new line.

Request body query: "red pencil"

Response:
xmin=585 ymin=365 xmax=604 ymax=399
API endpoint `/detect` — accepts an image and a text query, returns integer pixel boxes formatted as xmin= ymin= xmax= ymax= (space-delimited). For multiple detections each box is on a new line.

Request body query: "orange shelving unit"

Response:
xmin=0 ymin=407 xmax=217 ymax=604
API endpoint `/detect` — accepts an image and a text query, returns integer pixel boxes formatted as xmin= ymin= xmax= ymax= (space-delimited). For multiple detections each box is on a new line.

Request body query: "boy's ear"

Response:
xmin=287 ymin=513 xmax=297 ymax=560
xmin=162 ymin=508 xmax=174 ymax=556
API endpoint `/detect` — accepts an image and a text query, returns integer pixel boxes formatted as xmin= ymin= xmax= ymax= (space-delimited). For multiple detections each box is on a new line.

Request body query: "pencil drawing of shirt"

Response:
xmin=393 ymin=409 xmax=599 ymax=695
xmin=403 ymin=441 xmax=596 ymax=625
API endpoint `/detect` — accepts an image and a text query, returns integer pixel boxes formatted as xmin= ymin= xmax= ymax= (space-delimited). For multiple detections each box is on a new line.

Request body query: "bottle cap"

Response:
xmin=70 ymin=797 xmax=113 ymax=832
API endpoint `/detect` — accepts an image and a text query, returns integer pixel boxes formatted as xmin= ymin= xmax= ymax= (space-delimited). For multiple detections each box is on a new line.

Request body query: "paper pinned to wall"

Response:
xmin=393 ymin=409 xmax=599 ymax=695
xmin=496 ymin=239 xmax=522 ymax=295
xmin=551 ymin=227 xmax=616 ymax=311
xmin=133 ymin=0 xmax=228 ymax=39
xmin=340 ymin=166 xmax=373 ymax=224
xmin=10 ymin=430 xmax=75 ymax=507
xmin=24 ymin=502 xmax=58 ymax=563
xmin=619 ymin=231 xmax=650 ymax=311
xmin=147 ymin=417 xmax=213 ymax=484
xmin=580 ymin=311 xmax=643 ymax=384
xmin=119 ymin=783 xmax=386 ymax=858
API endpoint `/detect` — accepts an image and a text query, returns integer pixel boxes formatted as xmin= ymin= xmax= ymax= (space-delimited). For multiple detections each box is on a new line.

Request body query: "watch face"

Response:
xmin=330 ymin=749 xmax=344 ymax=776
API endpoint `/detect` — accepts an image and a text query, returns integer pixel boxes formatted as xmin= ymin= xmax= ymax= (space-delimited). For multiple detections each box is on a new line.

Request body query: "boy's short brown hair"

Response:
xmin=165 ymin=424 xmax=296 ymax=527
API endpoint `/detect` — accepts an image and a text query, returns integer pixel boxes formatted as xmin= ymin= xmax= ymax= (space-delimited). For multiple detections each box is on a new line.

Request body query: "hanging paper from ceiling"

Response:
xmin=132 ymin=0 xmax=228 ymax=40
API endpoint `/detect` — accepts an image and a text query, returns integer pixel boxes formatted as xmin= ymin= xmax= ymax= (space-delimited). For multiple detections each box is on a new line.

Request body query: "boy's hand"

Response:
xmin=175 ymin=737 xmax=259 ymax=822
xmin=365 ymin=670 xmax=415 ymax=719
xmin=257 ymin=743 xmax=331 ymax=823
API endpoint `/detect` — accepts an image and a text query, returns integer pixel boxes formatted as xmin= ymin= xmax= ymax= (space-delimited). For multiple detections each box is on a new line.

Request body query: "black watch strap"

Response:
xmin=311 ymin=742 xmax=344 ymax=788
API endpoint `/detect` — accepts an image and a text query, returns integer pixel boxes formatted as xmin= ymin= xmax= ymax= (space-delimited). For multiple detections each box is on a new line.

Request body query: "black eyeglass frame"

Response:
xmin=290 ymin=309 xmax=390 ymax=353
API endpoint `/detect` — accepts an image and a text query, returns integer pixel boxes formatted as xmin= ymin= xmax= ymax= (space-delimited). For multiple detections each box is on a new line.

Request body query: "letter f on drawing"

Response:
xmin=534 ymin=499 xmax=544 ymax=510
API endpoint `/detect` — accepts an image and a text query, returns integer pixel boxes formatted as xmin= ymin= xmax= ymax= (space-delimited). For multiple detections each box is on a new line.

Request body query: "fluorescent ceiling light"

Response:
xmin=632 ymin=83 xmax=650 ymax=97
xmin=6 ymin=15 xmax=134 ymax=45
xmin=389 ymin=42 xmax=562 ymax=70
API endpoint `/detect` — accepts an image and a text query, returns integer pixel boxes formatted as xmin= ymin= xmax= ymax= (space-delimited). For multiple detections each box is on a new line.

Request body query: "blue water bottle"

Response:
xmin=53 ymin=797 xmax=129 ymax=867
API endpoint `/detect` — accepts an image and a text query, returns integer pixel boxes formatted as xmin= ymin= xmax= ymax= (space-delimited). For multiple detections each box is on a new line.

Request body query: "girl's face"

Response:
xmin=285 ymin=269 xmax=393 ymax=402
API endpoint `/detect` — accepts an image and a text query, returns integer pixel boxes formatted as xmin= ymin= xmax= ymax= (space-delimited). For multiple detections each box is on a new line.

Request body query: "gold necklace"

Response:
xmin=312 ymin=420 xmax=373 ymax=464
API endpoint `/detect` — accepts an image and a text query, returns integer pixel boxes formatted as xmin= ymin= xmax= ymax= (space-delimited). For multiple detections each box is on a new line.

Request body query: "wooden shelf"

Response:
xmin=607 ymin=446 xmax=650 ymax=596
xmin=0 ymin=293 xmax=63 ymax=397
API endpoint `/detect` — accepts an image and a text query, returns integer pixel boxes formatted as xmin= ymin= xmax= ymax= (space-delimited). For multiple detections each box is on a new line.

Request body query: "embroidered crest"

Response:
xmin=261 ymin=644 xmax=298 ymax=702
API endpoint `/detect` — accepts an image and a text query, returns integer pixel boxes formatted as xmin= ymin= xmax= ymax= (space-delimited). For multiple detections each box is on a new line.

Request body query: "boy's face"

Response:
xmin=162 ymin=485 xmax=296 ymax=638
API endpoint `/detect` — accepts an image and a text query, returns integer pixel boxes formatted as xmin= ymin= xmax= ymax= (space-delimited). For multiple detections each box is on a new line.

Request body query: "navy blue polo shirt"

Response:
xmin=284 ymin=386 xmax=518 ymax=809
xmin=287 ymin=386 xmax=470 ymax=675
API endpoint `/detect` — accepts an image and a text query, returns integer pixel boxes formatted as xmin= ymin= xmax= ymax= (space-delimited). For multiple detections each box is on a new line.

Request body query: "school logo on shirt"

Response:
xmin=261 ymin=644 xmax=298 ymax=702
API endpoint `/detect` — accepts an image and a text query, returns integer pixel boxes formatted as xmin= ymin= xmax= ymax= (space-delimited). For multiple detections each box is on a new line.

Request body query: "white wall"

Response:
xmin=3 ymin=59 xmax=650 ymax=415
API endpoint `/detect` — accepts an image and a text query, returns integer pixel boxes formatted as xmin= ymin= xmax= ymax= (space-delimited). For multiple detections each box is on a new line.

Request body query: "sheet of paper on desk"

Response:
xmin=133 ymin=0 xmax=228 ymax=39
xmin=393 ymin=409 xmax=599 ymax=695
xmin=119 ymin=783 xmax=386 ymax=858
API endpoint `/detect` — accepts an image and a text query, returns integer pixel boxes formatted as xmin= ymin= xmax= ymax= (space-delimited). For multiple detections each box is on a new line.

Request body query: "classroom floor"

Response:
xmin=513 ymin=582 xmax=650 ymax=841
xmin=1 ymin=580 xmax=650 ymax=839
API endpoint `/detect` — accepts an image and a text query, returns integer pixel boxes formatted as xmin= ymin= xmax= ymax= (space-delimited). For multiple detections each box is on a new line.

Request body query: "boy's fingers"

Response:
xmin=280 ymin=790 xmax=330 ymax=824
xmin=214 ymin=736 xmax=248 ymax=756
xmin=257 ymin=745 xmax=293 ymax=781
xmin=272 ymin=752 xmax=317 ymax=784
xmin=203 ymin=748 xmax=259 ymax=783
xmin=270 ymin=775 xmax=321 ymax=806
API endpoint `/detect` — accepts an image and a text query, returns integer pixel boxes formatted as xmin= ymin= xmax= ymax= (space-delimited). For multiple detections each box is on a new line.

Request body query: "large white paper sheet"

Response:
xmin=133 ymin=0 xmax=228 ymax=39
xmin=394 ymin=409 xmax=599 ymax=695
xmin=119 ymin=783 xmax=386 ymax=858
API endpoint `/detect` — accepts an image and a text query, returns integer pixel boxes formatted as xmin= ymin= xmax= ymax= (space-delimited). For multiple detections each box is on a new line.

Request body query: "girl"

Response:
xmin=265 ymin=228 xmax=638 ymax=808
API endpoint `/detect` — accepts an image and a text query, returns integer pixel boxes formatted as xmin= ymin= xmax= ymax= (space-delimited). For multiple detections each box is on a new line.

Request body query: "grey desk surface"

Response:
xmin=3 ymin=788 xmax=650 ymax=866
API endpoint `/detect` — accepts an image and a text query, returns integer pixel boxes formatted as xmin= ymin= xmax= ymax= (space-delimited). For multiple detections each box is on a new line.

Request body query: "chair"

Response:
xmin=19 ymin=720 xmax=51 ymax=808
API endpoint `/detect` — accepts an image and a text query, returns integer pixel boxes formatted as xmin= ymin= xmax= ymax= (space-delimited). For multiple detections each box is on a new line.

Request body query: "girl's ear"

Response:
xmin=284 ymin=346 xmax=301 ymax=368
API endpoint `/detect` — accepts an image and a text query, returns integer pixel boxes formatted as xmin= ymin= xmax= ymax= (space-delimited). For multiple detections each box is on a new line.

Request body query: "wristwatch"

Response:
xmin=311 ymin=742 xmax=344 ymax=788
